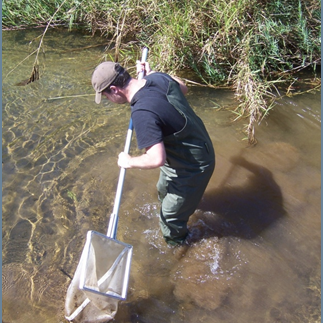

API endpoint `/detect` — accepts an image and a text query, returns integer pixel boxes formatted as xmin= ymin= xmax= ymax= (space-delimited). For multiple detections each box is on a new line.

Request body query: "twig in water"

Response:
xmin=23 ymin=0 xmax=69 ymax=85
xmin=46 ymin=94 xmax=94 ymax=101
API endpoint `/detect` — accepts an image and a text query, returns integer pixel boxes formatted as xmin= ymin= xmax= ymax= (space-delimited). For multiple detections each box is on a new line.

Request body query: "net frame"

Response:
xmin=79 ymin=230 xmax=133 ymax=301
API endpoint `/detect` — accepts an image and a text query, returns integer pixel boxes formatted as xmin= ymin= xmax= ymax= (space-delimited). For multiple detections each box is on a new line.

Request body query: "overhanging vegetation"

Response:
xmin=3 ymin=0 xmax=321 ymax=144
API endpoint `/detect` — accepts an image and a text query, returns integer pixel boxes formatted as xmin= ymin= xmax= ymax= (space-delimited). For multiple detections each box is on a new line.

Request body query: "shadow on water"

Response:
xmin=190 ymin=155 xmax=286 ymax=242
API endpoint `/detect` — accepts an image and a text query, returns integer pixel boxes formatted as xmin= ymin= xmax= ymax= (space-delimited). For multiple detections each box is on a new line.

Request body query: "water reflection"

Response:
xmin=2 ymin=28 xmax=321 ymax=323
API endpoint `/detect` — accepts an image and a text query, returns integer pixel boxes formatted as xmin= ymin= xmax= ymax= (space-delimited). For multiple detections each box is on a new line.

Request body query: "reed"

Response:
xmin=3 ymin=0 xmax=321 ymax=143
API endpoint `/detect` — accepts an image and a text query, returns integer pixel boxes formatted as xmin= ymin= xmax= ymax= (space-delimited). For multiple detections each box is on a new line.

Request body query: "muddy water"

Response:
xmin=2 ymin=29 xmax=321 ymax=323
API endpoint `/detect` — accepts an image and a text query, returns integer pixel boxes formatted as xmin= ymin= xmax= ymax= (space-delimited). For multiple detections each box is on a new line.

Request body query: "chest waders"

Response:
xmin=157 ymin=80 xmax=215 ymax=245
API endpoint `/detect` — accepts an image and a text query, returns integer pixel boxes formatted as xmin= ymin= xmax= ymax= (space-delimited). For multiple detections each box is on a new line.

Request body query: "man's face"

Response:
xmin=102 ymin=88 xmax=127 ymax=104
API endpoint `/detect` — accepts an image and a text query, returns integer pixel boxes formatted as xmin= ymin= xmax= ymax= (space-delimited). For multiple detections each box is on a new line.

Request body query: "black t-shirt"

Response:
xmin=130 ymin=72 xmax=186 ymax=150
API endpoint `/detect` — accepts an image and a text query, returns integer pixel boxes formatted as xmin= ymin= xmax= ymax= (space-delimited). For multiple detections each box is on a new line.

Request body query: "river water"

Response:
xmin=2 ymin=28 xmax=321 ymax=323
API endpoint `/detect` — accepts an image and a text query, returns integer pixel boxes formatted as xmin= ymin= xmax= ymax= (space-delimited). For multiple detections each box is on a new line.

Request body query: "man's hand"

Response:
xmin=136 ymin=61 xmax=153 ymax=76
xmin=118 ymin=152 xmax=132 ymax=169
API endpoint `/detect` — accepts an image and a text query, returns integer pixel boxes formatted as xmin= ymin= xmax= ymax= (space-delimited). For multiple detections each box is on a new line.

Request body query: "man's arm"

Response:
xmin=170 ymin=75 xmax=188 ymax=95
xmin=118 ymin=141 xmax=166 ymax=169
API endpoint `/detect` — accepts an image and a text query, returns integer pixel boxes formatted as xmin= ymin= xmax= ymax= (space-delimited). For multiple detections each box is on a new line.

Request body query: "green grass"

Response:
xmin=2 ymin=0 xmax=321 ymax=144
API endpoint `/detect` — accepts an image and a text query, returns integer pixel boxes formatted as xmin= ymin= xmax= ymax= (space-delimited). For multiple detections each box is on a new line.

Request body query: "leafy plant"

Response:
xmin=3 ymin=0 xmax=320 ymax=144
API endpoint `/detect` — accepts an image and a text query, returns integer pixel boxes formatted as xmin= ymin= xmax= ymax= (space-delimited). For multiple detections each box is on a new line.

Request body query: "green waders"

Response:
xmin=157 ymin=80 xmax=215 ymax=245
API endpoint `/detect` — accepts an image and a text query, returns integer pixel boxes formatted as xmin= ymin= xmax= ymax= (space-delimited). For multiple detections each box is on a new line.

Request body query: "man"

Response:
xmin=91 ymin=61 xmax=215 ymax=246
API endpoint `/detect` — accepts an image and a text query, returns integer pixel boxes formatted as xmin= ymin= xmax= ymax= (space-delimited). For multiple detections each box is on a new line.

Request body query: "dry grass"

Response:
xmin=3 ymin=0 xmax=321 ymax=143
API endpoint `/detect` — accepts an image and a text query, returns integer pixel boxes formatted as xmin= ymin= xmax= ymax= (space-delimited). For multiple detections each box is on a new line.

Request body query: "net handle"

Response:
xmin=107 ymin=47 xmax=149 ymax=239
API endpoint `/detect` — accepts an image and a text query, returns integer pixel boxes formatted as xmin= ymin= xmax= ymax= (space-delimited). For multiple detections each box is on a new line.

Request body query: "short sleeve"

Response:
xmin=132 ymin=109 xmax=163 ymax=150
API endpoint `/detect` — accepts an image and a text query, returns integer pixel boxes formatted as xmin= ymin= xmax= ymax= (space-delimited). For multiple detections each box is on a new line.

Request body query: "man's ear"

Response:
xmin=109 ymin=85 xmax=118 ymax=94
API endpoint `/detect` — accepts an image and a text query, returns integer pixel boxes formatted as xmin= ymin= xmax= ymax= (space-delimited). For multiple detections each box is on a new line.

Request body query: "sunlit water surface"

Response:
xmin=2 ymin=29 xmax=321 ymax=323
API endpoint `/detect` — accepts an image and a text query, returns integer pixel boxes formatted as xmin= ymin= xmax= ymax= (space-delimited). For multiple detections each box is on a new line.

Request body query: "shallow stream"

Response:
xmin=2 ymin=28 xmax=321 ymax=323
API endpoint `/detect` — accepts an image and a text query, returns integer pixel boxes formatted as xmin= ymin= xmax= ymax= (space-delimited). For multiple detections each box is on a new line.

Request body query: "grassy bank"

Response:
xmin=3 ymin=0 xmax=321 ymax=144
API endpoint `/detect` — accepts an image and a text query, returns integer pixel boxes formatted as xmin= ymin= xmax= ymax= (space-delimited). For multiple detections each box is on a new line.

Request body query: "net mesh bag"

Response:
xmin=65 ymin=231 xmax=132 ymax=322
